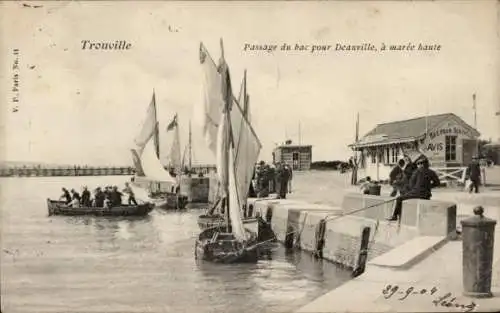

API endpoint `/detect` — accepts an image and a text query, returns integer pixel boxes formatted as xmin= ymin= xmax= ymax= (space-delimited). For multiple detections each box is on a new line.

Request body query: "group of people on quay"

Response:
xmin=250 ymin=161 xmax=293 ymax=199
xmin=59 ymin=182 xmax=137 ymax=209
xmin=360 ymin=154 xmax=441 ymax=222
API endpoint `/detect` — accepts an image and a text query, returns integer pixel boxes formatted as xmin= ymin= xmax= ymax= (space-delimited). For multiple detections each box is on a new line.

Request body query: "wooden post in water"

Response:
xmin=352 ymin=226 xmax=371 ymax=278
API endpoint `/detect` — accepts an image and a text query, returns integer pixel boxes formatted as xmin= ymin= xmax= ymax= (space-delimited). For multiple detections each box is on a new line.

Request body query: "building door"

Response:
xmin=462 ymin=139 xmax=476 ymax=165
xmin=292 ymin=152 xmax=300 ymax=170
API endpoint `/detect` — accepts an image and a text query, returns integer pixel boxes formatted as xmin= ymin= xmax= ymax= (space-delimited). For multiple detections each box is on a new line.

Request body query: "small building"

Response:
xmin=273 ymin=141 xmax=312 ymax=171
xmin=349 ymin=113 xmax=480 ymax=181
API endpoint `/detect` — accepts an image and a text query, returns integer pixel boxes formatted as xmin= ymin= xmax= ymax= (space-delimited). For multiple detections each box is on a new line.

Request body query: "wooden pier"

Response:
xmin=0 ymin=164 xmax=217 ymax=178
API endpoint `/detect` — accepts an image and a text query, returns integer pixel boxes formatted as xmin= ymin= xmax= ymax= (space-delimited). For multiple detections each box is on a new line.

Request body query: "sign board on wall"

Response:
xmin=422 ymin=119 xmax=472 ymax=164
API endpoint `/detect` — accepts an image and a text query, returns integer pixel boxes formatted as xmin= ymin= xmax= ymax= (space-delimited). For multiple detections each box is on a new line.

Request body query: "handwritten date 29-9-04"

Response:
xmin=382 ymin=285 xmax=477 ymax=312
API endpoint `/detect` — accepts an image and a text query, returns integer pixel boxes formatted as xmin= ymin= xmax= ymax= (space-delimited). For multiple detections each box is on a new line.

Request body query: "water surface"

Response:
xmin=1 ymin=175 xmax=351 ymax=313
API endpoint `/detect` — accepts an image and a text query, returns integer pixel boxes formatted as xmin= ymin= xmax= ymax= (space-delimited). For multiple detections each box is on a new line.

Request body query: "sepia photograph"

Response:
xmin=1 ymin=1 xmax=500 ymax=312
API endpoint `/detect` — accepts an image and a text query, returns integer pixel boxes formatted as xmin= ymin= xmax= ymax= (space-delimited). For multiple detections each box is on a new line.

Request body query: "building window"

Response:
xmin=391 ymin=147 xmax=398 ymax=164
xmin=445 ymin=136 xmax=457 ymax=161
xmin=385 ymin=148 xmax=390 ymax=164
xmin=371 ymin=151 xmax=376 ymax=164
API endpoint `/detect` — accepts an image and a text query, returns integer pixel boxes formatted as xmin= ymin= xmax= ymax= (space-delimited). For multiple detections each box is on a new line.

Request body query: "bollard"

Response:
xmin=461 ymin=206 xmax=496 ymax=298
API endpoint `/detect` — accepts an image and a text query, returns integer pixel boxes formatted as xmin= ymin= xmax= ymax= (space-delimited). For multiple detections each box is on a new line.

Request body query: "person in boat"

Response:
xmin=122 ymin=182 xmax=137 ymax=205
xmin=60 ymin=188 xmax=71 ymax=204
xmin=256 ymin=212 xmax=275 ymax=242
xmin=110 ymin=186 xmax=123 ymax=206
xmin=103 ymin=194 xmax=112 ymax=210
xmin=94 ymin=187 xmax=105 ymax=207
xmin=81 ymin=186 xmax=91 ymax=207
xmin=67 ymin=196 xmax=80 ymax=208
xmin=70 ymin=189 xmax=81 ymax=202
xmin=389 ymin=159 xmax=406 ymax=197
xmin=387 ymin=157 xmax=440 ymax=221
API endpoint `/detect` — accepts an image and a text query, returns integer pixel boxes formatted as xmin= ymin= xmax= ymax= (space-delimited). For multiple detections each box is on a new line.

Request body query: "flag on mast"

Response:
xmin=166 ymin=114 xmax=178 ymax=131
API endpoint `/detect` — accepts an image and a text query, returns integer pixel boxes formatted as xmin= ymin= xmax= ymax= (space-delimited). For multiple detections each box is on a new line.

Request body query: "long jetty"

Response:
xmin=0 ymin=164 xmax=217 ymax=177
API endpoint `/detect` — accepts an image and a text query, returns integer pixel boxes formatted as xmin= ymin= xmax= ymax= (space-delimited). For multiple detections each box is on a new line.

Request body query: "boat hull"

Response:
xmin=47 ymin=199 xmax=154 ymax=217
xmin=151 ymin=193 xmax=188 ymax=210
xmin=197 ymin=214 xmax=257 ymax=231
xmin=194 ymin=226 xmax=259 ymax=264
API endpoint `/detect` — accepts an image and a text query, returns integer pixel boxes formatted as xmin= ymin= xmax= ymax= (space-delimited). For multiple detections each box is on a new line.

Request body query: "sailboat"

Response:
xmin=197 ymin=65 xmax=257 ymax=230
xmin=131 ymin=91 xmax=188 ymax=210
xmin=194 ymin=40 xmax=262 ymax=263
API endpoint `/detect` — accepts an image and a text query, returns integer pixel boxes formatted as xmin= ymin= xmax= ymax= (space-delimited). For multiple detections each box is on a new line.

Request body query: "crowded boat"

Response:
xmin=59 ymin=182 xmax=137 ymax=208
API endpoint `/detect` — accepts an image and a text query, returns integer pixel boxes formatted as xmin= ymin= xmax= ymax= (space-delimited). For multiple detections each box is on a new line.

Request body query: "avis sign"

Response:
xmin=426 ymin=142 xmax=444 ymax=152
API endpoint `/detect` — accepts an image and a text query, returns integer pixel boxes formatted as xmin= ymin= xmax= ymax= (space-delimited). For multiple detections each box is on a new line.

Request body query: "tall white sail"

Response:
xmin=198 ymin=43 xmax=224 ymax=155
xmin=168 ymin=124 xmax=182 ymax=173
xmin=140 ymin=138 xmax=177 ymax=184
xmin=228 ymin=146 xmax=247 ymax=241
xmin=230 ymin=100 xmax=261 ymax=205
xmin=227 ymin=99 xmax=261 ymax=241
xmin=216 ymin=113 xmax=229 ymax=198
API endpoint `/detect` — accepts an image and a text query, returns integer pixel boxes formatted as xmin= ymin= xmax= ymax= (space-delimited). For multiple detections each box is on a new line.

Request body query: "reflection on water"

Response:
xmin=1 ymin=176 xmax=351 ymax=313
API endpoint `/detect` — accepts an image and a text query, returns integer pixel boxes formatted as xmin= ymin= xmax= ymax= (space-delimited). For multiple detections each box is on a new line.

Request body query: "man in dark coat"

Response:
xmin=81 ymin=186 xmax=91 ymax=207
xmin=70 ymin=189 xmax=81 ymax=202
xmin=387 ymin=157 xmax=440 ymax=221
xmin=60 ymin=188 xmax=72 ymax=204
xmin=110 ymin=186 xmax=123 ymax=206
xmin=277 ymin=163 xmax=291 ymax=199
xmin=389 ymin=159 xmax=405 ymax=197
xmin=401 ymin=155 xmax=418 ymax=194
xmin=94 ymin=187 xmax=105 ymax=207
xmin=466 ymin=156 xmax=481 ymax=193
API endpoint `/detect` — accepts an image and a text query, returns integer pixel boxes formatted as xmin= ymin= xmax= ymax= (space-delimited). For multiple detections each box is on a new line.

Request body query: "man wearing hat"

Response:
xmin=387 ymin=156 xmax=440 ymax=221
xmin=81 ymin=186 xmax=91 ymax=207
xmin=465 ymin=156 xmax=481 ymax=193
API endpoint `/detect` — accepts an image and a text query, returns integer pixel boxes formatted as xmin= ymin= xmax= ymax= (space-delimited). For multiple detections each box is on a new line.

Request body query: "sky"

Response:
xmin=0 ymin=1 xmax=499 ymax=167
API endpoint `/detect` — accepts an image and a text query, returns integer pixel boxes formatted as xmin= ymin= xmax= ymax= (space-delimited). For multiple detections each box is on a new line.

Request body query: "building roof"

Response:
xmin=350 ymin=113 xmax=480 ymax=148
xmin=274 ymin=144 xmax=312 ymax=150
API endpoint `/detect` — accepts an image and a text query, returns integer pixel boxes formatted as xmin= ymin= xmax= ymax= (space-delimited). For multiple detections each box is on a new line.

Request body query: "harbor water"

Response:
xmin=1 ymin=175 xmax=351 ymax=313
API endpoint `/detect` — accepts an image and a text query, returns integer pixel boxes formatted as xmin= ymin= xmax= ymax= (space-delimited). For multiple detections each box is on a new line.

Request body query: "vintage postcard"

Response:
xmin=1 ymin=1 xmax=500 ymax=313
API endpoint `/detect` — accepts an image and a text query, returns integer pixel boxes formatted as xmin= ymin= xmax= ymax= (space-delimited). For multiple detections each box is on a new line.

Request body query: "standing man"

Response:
xmin=387 ymin=157 xmax=440 ymax=221
xmin=81 ymin=186 xmax=91 ymax=207
xmin=123 ymin=182 xmax=138 ymax=205
xmin=389 ymin=159 xmax=405 ymax=197
xmin=466 ymin=156 xmax=481 ymax=194
xmin=285 ymin=163 xmax=293 ymax=194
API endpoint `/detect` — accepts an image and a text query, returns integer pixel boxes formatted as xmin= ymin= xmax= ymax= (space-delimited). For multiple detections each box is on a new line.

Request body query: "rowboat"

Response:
xmin=47 ymin=199 xmax=154 ymax=217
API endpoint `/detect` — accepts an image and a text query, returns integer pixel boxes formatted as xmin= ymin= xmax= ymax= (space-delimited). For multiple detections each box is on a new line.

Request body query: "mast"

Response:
xmin=152 ymin=89 xmax=161 ymax=191
xmin=473 ymin=93 xmax=479 ymax=155
xmin=152 ymin=89 xmax=160 ymax=159
xmin=220 ymin=38 xmax=231 ymax=233
xmin=189 ymin=120 xmax=192 ymax=170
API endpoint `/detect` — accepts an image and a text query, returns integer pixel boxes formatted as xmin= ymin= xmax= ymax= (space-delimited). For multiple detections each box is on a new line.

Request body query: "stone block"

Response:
xmin=417 ymin=200 xmax=457 ymax=236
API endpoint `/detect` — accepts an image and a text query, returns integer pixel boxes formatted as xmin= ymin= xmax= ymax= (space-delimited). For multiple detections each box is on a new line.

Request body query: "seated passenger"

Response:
xmin=94 ymin=187 xmax=105 ymax=207
xmin=60 ymin=187 xmax=72 ymax=204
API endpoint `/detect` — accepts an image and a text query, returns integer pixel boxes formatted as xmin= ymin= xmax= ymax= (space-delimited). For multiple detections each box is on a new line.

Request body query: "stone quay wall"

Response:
xmin=179 ymin=176 xmax=210 ymax=203
xmin=248 ymin=194 xmax=457 ymax=270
